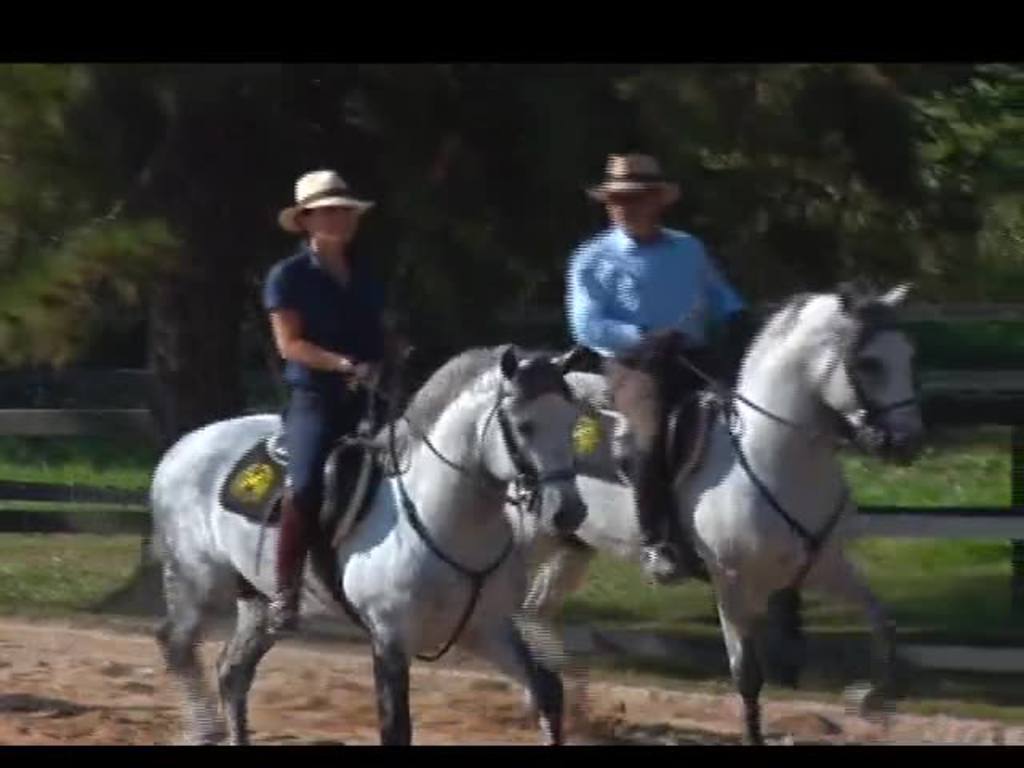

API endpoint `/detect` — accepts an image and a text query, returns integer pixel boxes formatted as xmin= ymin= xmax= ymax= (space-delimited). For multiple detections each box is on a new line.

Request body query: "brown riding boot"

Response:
xmin=268 ymin=492 xmax=310 ymax=635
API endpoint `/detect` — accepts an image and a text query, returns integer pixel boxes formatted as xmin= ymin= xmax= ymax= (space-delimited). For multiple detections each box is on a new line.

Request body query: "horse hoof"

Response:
xmin=181 ymin=722 xmax=227 ymax=746
xmin=843 ymin=683 xmax=889 ymax=721
xmin=520 ymin=687 xmax=538 ymax=717
xmin=179 ymin=734 xmax=224 ymax=746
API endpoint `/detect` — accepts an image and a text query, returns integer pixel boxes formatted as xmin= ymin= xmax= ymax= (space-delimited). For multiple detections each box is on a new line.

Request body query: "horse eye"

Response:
xmin=517 ymin=421 xmax=535 ymax=439
xmin=856 ymin=357 xmax=883 ymax=376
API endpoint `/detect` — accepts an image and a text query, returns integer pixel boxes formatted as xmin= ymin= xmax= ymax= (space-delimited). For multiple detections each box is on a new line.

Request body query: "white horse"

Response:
xmin=149 ymin=346 xmax=589 ymax=745
xmin=514 ymin=283 xmax=924 ymax=744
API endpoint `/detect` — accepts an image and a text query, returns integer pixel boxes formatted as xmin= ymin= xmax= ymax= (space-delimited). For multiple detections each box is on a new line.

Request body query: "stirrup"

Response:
xmin=641 ymin=543 xmax=687 ymax=585
xmin=267 ymin=591 xmax=300 ymax=635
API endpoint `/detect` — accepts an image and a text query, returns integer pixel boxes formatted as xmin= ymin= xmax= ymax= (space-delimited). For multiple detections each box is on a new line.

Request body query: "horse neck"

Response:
xmin=401 ymin=383 xmax=512 ymax=568
xmin=732 ymin=332 xmax=844 ymax=495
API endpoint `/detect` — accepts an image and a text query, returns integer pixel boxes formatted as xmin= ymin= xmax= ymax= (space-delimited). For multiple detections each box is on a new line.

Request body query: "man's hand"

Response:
xmin=351 ymin=361 xmax=380 ymax=387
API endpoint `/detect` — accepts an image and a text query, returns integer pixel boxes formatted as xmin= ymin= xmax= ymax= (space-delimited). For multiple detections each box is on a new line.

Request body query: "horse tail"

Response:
xmin=148 ymin=524 xmax=166 ymax=563
xmin=146 ymin=488 xmax=170 ymax=566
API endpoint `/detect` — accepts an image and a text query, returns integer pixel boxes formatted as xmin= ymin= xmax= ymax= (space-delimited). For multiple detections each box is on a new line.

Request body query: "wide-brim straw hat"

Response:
xmin=278 ymin=169 xmax=375 ymax=233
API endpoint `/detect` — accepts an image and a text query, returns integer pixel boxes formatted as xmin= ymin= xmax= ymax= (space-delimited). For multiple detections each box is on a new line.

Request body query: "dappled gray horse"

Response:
xmin=150 ymin=346 xmax=588 ymax=745
xmin=514 ymin=283 xmax=924 ymax=744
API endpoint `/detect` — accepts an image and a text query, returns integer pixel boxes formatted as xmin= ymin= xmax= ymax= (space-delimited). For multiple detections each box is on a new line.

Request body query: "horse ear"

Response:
xmin=837 ymin=281 xmax=857 ymax=314
xmin=551 ymin=346 xmax=587 ymax=373
xmin=837 ymin=278 xmax=878 ymax=314
xmin=500 ymin=346 xmax=519 ymax=380
xmin=880 ymin=282 xmax=912 ymax=308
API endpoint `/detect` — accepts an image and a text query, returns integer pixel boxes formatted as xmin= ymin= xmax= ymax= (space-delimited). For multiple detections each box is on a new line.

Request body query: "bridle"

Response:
xmin=362 ymin=359 xmax=580 ymax=662
xmin=646 ymin=312 xmax=921 ymax=588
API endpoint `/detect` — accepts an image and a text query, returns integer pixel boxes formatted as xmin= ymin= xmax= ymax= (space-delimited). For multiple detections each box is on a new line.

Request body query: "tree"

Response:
xmin=2 ymin=63 xmax=1019 ymax=440
xmin=908 ymin=64 xmax=1024 ymax=299
xmin=0 ymin=64 xmax=175 ymax=369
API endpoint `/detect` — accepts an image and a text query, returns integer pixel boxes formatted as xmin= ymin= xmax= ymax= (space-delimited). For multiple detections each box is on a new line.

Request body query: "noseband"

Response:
xmin=837 ymin=315 xmax=920 ymax=449
xmin=639 ymin=302 xmax=920 ymax=591
xmin=379 ymin=358 xmax=579 ymax=663
xmin=400 ymin=370 xmax=578 ymax=502
xmin=495 ymin=405 xmax=578 ymax=487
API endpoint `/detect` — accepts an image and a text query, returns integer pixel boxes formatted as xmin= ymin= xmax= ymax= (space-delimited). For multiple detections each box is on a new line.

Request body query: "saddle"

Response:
xmin=218 ymin=427 xmax=382 ymax=550
xmin=663 ymin=391 xmax=715 ymax=488
xmin=570 ymin=384 xmax=714 ymax=491
xmin=568 ymin=374 xmax=716 ymax=581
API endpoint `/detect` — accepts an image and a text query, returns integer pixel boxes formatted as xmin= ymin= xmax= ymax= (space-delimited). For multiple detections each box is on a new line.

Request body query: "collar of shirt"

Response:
xmin=609 ymin=225 xmax=670 ymax=252
xmin=302 ymin=242 xmax=357 ymax=285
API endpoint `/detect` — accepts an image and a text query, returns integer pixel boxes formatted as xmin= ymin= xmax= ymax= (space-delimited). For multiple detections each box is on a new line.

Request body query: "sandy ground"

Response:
xmin=0 ymin=615 xmax=1020 ymax=746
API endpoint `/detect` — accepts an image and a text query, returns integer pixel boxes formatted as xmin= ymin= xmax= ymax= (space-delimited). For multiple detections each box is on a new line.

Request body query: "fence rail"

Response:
xmin=0 ymin=409 xmax=156 ymax=438
xmin=498 ymin=302 xmax=1024 ymax=330
xmin=0 ymin=341 xmax=1020 ymax=671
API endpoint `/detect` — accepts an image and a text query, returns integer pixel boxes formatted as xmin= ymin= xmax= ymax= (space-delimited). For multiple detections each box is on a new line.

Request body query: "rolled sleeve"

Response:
xmin=566 ymin=243 xmax=645 ymax=357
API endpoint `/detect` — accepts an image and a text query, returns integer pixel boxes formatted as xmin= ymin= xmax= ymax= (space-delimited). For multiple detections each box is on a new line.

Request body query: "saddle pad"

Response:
xmin=219 ymin=438 xmax=286 ymax=524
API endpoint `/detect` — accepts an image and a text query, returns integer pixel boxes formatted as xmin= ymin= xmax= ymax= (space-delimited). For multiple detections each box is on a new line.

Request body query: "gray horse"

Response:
xmin=150 ymin=346 xmax=588 ymax=745
xmin=513 ymin=284 xmax=924 ymax=744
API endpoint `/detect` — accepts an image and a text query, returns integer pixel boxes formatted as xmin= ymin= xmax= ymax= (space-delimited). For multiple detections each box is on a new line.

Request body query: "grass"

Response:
xmin=0 ymin=500 xmax=147 ymax=513
xmin=0 ymin=431 xmax=1016 ymax=638
xmin=0 ymin=430 xmax=1017 ymax=722
xmin=0 ymin=439 xmax=156 ymax=617
xmin=0 ymin=435 xmax=155 ymax=490
xmin=842 ymin=436 xmax=1012 ymax=508
xmin=563 ymin=539 xmax=1024 ymax=641
xmin=563 ymin=430 xmax=1018 ymax=639
xmin=0 ymin=534 xmax=141 ymax=617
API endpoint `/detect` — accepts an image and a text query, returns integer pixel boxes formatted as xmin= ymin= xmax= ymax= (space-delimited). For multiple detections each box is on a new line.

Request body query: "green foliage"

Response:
xmin=910 ymin=64 xmax=1024 ymax=299
xmin=1 ymin=63 xmax=1020 ymax=369
xmin=0 ymin=64 xmax=177 ymax=366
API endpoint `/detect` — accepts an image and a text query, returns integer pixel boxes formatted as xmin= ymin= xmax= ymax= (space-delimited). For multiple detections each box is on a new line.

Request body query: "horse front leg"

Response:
xmin=805 ymin=549 xmax=896 ymax=718
xmin=371 ymin=635 xmax=412 ymax=745
xmin=714 ymin=581 xmax=765 ymax=745
xmin=469 ymin=618 xmax=565 ymax=745
xmin=520 ymin=543 xmax=595 ymax=724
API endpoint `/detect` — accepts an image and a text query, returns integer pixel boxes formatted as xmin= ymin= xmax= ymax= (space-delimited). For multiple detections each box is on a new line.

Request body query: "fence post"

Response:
xmin=1011 ymin=425 xmax=1024 ymax=613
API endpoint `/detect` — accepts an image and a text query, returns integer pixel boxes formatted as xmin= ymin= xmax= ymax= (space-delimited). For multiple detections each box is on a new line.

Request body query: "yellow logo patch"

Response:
xmin=572 ymin=414 xmax=603 ymax=456
xmin=230 ymin=462 xmax=277 ymax=504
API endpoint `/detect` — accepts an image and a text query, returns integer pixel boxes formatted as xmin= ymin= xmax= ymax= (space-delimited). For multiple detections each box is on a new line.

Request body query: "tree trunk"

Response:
xmin=147 ymin=243 xmax=246 ymax=446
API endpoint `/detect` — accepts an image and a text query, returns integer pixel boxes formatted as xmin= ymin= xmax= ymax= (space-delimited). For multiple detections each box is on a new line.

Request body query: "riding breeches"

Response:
xmin=284 ymin=387 xmax=362 ymax=513
xmin=604 ymin=359 xmax=673 ymax=545
xmin=603 ymin=348 xmax=716 ymax=547
xmin=276 ymin=387 xmax=362 ymax=588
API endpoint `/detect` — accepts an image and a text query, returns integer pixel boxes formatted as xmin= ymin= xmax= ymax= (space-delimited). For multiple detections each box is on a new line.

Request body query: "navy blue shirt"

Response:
xmin=263 ymin=245 xmax=386 ymax=393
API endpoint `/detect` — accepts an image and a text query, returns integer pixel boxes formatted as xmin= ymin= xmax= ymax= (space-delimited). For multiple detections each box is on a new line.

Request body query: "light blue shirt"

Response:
xmin=566 ymin=226 xmax=746 ymax=357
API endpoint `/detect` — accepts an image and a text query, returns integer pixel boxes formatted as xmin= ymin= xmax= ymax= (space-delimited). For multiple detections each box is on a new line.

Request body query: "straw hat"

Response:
xmin=278 ymin=169 xmax=374 ymax=233
xmin=586 ymin=154 xmax=680 ymax=205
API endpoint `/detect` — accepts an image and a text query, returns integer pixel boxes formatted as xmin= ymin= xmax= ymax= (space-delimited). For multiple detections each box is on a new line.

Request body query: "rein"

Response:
xmin=337 ymin=362 xmax=574 ymax=662
xmin=641 ymin=328 xmax=914 ymax=588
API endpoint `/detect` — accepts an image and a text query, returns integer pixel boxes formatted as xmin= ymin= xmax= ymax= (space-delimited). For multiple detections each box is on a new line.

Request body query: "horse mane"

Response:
xmin=374 ymin=343 xmax=563 ymax=464
xmin=375 ymin=347 xmax=503 ymax=464
xmin=739 ymin=292 xmax=817 ymax=379
xmin=740 ymin=283 xmax=901 ymax=382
